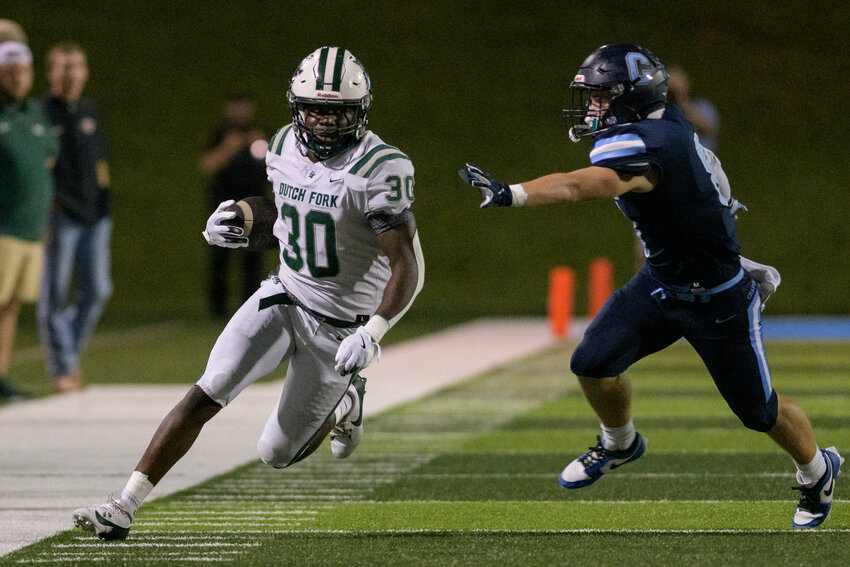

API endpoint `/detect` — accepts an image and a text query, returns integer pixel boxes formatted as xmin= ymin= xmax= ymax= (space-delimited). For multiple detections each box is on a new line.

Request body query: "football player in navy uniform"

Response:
xmin=459 ymin=44 xmax=842 ymax=528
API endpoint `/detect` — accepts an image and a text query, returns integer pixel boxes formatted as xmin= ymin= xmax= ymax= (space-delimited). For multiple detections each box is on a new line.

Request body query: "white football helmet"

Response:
xmin=287 ymin=46 xmax=372 ymax=160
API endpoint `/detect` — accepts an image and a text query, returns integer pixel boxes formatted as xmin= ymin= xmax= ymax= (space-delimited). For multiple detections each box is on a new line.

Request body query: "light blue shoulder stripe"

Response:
xmin=589 ymin=133 xmax=646 ymax=164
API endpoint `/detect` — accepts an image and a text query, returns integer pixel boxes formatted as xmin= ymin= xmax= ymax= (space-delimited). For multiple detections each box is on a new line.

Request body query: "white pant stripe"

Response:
xmin=747 ymin=293 xmax=773 ymax=400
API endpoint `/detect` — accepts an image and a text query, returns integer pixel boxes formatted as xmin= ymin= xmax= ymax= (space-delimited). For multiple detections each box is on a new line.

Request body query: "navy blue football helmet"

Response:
xmin=564 ymin=44 xmax=668 ymax=141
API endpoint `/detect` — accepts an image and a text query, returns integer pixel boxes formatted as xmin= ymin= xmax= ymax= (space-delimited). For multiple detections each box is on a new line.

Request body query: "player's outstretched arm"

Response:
xmin=458 ymin=163 xmax=657 ymax=207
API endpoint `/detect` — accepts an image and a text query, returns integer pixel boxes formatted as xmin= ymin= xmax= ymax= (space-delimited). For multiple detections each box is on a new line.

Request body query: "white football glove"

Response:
xmin=740 ymin=256 xmax=781 ymax=308
xmin=334 ymin=326 xmax=381 ymax=375
xmin=202 ymin=199 xmax=248 ymax=248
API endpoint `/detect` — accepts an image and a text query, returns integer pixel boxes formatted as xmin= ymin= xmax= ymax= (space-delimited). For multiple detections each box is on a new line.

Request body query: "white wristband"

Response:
xmin=509 ymin=184 xmax=528 ymax=207
xmin=363 ymin=315 xmax=390 ymax=343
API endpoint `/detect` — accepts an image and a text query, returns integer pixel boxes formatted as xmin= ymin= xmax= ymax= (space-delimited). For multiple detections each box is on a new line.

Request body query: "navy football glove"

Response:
xmin=458 ymin=163 xmax=513 ymax=208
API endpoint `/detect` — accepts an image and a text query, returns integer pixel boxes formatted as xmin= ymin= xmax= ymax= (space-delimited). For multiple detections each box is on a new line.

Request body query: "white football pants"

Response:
xmin=196 ymin=277 xmax=352 ymax=468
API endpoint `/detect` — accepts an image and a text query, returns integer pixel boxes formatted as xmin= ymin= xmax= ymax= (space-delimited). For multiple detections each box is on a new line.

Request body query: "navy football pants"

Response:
xmin=571 ymin=265 xmax=778 ymax=432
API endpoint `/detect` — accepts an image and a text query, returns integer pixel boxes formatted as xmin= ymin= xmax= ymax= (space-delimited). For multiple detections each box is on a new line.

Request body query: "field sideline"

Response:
xmin=1 ymin=319 xmax=848 ymax=565
xmin=0 ymin=318 xmax=560 ymax=557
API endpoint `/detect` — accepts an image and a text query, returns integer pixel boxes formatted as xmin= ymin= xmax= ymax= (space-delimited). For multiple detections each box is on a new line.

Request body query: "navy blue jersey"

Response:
xmin=589 ymin=103 xmax=741 ymax=288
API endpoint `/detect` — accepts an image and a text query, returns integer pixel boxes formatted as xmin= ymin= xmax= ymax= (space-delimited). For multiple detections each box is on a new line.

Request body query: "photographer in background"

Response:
xmin=200 ymin=88 xmax=269 ymax=318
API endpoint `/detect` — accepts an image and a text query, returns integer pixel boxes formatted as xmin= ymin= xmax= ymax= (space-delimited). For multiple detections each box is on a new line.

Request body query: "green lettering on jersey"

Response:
xmin=307 ymin=191 xmax=340 ymax=208
xmin=281 ymin=204 xmax=303 ymax=272
xmin=305 ymin=211 xmax=339 ymax=277
xmin=386 ymin=175 xmax=415 ymax=202
xmin=278 ymin=182 xmax=308 ymax=202
xmin=280 ymin=206 xmax=340 ymax=278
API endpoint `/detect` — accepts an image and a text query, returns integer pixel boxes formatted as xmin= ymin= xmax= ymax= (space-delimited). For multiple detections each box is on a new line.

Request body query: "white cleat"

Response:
xmin=330 ymin=374 xmax=366 ymax=459
xmin=559 ymin=434 xmax=646 ymax=489
xmin=792 ymin=446 xmax=844 ymax=528
xmin=72 ymin=496 xmax=133 ymax=540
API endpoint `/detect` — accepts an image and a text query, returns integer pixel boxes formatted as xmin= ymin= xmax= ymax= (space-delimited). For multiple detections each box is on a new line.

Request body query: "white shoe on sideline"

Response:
xmin=73 ymin=496 xmax=133 ymax=540
xmin=330 ymin=374 xmax=366 ymax=459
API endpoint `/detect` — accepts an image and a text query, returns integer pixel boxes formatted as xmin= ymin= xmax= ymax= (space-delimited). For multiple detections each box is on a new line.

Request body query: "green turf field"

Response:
xmin=3 ymin=340 xmax=848 ymax=566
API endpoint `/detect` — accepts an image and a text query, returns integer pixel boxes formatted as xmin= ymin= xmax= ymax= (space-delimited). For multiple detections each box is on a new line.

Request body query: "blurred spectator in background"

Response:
xmin=37 ymin=42 xmax=112 ymax=393
xmin=0 ymin=18 xmax=27 ymax=43
xmin=667 ymin=65 xmax=719 ymax=152
xmin=199 ymin=88 xmax=269 ymax=318
xmin=0 ymin=39 xmax=58 ymax=400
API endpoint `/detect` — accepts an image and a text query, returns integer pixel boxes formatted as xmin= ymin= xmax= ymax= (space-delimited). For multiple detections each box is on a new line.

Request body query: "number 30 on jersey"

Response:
xmin=280 ymin=205 xmax=339 ymax=278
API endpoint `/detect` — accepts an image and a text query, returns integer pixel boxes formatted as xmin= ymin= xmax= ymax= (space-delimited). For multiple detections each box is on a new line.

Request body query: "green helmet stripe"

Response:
xmin=331 ymin=48 xmax=346 ymax=91
xmin=315 ymin=46 xmax=329 ymax=90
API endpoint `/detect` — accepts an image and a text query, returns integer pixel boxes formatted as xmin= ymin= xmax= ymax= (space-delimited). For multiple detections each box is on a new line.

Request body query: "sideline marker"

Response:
xmin=588 ymin=257 xmax=614 ymax=318
xmin=548 ymin=267 xmax=575 ymax=339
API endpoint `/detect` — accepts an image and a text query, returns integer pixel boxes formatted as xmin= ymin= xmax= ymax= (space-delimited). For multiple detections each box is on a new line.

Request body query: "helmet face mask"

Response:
xmin=287 ymin=46 xmax=372 ymax=160
xmin=564 ymin=44 xmax=668 ymax=142
xmin=290 ymin=99 xmax=366 ymax=159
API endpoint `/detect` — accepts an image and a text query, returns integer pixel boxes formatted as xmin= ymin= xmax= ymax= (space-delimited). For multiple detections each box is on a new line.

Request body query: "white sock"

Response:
xmin=334 ymin=391 xmax=353 ymax=423
xmin=601 ymin=419 xmax=636 ymax=451
xmin=795 ymin=449 xmax=826 ymax=486
xmin=120 ymin=471 xmax=154 ymax=517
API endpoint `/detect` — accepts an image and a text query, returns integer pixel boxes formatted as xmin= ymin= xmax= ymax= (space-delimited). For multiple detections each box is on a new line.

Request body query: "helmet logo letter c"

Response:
xmin=626 ymin=52 xmax=653 ymax=85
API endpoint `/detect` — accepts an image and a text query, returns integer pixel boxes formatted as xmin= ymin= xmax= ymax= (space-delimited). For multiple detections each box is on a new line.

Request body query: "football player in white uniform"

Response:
xmin=72 ymin=46 xmax=424 ymax=540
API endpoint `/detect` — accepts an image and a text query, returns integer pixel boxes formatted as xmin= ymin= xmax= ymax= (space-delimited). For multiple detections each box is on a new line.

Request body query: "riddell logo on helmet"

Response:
xmin=316 ymin=92 xmax=340 ymax=99
xmin=574 ymin=74 xmax=585 ymax=82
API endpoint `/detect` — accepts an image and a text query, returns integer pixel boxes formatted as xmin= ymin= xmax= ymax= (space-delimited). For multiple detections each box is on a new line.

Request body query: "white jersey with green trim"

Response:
xmin=265 ymin=126 xmax=416 ymax=323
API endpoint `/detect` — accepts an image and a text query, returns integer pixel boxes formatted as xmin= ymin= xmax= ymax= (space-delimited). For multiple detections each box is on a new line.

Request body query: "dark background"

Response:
xmin=6 ymin=1 xmax=850 ymax=329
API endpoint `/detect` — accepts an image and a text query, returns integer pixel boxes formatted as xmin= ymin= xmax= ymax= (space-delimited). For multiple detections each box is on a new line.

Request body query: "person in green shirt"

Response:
xmin=0 ymin=40 xmax=58 ymax=400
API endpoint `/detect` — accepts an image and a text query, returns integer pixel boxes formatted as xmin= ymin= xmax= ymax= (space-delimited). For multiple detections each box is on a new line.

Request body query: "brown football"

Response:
xmin=223 ymin=197 xmax=278 ymax=251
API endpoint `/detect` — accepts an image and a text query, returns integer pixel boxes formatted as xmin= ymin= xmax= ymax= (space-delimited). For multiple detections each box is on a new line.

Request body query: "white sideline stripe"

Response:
xmin=183 ymin=472 xmax=799 ymax=480
xmin=0 ymin=317 xmax=565 ymax=557
xmin=142 ymin=510 xmax=319 ymax=515
xmin=53 ymin=542 xmax=259 ymax=548
xmin=351 ymin=498 xmax=850 ymax=505
xmin=202 ymin=528 xmax=850 ymax=535
xmin=206 ymin=528 xmax=850 ymax=535
xmin=18 ymin=559 xmax=235 ymax=564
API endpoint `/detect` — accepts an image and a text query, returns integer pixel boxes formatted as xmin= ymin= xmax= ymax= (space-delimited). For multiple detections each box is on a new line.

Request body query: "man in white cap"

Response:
xmin=0 ymin=39 xmax=58 ymax=400
xmin=0 ymin=19 xmax=28 ymax=44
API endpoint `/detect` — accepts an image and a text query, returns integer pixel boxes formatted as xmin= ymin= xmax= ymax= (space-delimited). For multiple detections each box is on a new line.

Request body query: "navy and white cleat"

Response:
xmin=330 ymin=374 xmax=367 ymax=459
xmin=559 ymin=433 xmax=646 ymax=489
xmin=792 ymin=446 xmax=844 ymax=528
xmin=73 ymin=496 xmax=133 ymax=540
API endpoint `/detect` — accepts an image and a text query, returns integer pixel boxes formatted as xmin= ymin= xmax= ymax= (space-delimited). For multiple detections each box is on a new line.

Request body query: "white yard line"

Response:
xmin=0 ymin=317 xmax=567 ymax=557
